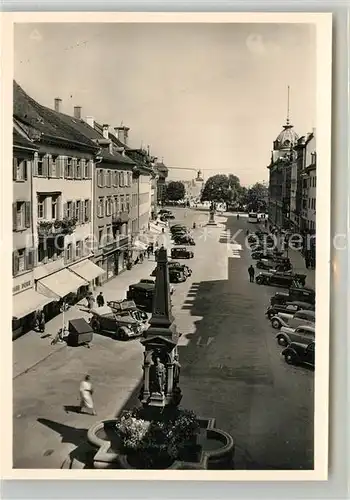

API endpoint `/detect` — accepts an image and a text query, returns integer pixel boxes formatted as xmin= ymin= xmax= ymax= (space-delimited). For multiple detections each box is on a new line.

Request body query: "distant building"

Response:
xmin=267 ymin=117 xmax=299 ymax=228
xmin=154 ymin=161 xmax=168 ymax=204
xmin=180 ymin=179 xmax=203 ymax=201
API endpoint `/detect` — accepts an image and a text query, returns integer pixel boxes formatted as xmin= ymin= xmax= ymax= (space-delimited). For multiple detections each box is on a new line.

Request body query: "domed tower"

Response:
xmin=268 ymin=86 xmax=299 ymax=229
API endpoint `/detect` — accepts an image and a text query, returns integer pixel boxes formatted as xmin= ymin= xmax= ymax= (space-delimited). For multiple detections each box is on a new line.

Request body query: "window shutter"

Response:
xmin=13 ymin=203 xmax=17 ymax=231
xmin=79 ymin=199 xmax=84 ymax=223
xmin=43 ymin=155 xmax=49 ymax=177
xmin=48 ymin=155 xmax=53 ymax=177
xmin=26 ymin=249 xmax=34 ymax=270
xmin=72 ymin=201 xmax=76 ymax=220
xmin=12 ymin=252 xmax=19 ymax=276
xmin=81 ymin=159 xmax=86 ymax=178
xmin=25 ymin=201 xmax=31 ymax=228
xmin=87 ymin=199 xmax=91 ymax=222
xmin=24 ymin=160 xmax=28 ymax=180
xmin=13 ymin=158 xmax=17 ymax=181
xmin=63 ymin=202 xmax=68 ymax=218
xmin=33 ymin=153 xmax=38 ymax=176
xmin=87 ymin=160 xmax=92 ymax=179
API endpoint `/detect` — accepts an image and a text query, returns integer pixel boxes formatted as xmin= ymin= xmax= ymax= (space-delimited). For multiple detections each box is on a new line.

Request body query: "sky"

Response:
xmin=14 ymin=22 xmax=316 ymax=186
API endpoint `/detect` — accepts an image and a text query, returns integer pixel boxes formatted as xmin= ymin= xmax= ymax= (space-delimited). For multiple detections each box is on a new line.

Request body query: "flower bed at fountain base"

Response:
xmin=86 ymin=410 xmax=235 ymax=470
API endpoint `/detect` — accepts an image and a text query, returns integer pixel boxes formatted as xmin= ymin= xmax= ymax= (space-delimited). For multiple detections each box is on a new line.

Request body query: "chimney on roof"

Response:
xmin=54 ymin=98 xmax=62 ymax=112
xmin=114 ymin=126 xmax=129 ymax=146
xmin=74 ymin=106 xmax=82 ymax=120
xmin=102 ymin=124 xmax=109 ymax=140
xmin=86 ymin=116 xmax=95 ymax=129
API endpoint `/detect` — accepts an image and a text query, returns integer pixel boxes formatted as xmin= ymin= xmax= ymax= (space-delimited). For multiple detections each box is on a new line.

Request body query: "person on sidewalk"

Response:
xmin=87 ymin=293 xmax=95 ymax=310
xmin=248 ymin=265 xmax=255 ymax=283
xmin=79 ymin=375 xmax=96 ymax=416
xmin=96 ymin=292 xmax=105 ymax=308
xmin=38 ymin=310 xmax=46 ymax=333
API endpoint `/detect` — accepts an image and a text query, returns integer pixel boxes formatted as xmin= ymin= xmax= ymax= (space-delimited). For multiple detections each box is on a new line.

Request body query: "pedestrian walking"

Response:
xmin=38 ymin=310 xmax=45 ymax=333
xmin=248 ymin=265 xmax=255 ymax=283
xmin=79 ymin=375 xmax=96 ymax=415
xmin=237 ymin=213 xmax=240 ymax=220
xmin=96 ymin=292 xmax=105 ymax=308
xmin=87 ymin=293 xmax=95 ymax=310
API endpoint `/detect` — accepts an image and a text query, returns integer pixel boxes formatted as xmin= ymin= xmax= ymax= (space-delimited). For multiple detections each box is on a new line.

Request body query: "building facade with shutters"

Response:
xmin=13 ymin=82 xmax=105 ymax=334
xmin=12 ymin=121 xmax=41 ymax=338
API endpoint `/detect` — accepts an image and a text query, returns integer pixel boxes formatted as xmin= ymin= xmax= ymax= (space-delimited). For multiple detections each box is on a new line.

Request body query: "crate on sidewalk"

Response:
xmin=67 ymin=318 xmax=93 ymax=347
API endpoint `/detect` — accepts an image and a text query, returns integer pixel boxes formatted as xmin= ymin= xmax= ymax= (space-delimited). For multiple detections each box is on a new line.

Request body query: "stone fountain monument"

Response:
xmin=85 ymin=246 xmax=234 ymax=470
xmin=207 ymin=201 xmax=217 ymax=226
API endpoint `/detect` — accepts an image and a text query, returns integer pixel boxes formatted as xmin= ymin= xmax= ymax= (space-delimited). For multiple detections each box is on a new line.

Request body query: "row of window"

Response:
xmin=97 ymin=169 xmax=132 ymax=188
xmin=302 ymin=175 xmax=317 ymax=189
xmin=97 ymin=194 xmax=133 ymax=218
xmin=35 ymin=194 xmax=91 ymax=224
xmin=32 ymin=154 xmax=93 ymax=179
xmin=301 ymin=197 xmax=316 ymax=210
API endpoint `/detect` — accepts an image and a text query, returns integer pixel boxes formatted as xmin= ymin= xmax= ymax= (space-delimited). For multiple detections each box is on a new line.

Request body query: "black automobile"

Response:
xmin=126 ymin=282 xmax=155 ymax=312
xmin=169 ymin=261 xmax=192 ymax=277
xmin=88 ymin=306 xmax=147 ymax=340
xmin=159 ymin=209 xmax=172 ymax=215
xmin=255 ymin=271 xmax=306 ymax=288
xmin=173 ymin=235 xmax=196 ymax=246
xmin=150 ymin=265 xmax=187 ymax=283
xmin=171 ymin=247 xmax=194 ymax=259
xmin=265 ymin=300 xmax=315 ymax=320
xmin=256 ymin=258 xmax=292 ymax=272
xmin=271 ymin=286 xmax=315 ymax=306
xmin=251 ymin=250 xmax=284 ymax=260
xmin=160 ymin=213 xmax=175 ymax=221
xmin=282 ymin=341 xmax=315 ymax=367
xmin=170 ymin=224 xmax=187 ymax=232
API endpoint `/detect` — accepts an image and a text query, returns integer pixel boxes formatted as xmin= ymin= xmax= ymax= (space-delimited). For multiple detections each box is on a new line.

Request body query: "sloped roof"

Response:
xmin=13 ymin=127 xmax=39 ymax=150
xmin=13 ymin=81 xmax=99 ymax=150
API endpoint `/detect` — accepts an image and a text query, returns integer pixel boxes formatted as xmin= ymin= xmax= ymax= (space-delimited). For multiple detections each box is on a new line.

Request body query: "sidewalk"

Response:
xmin=12 ymin=257 xmax=158 ymax=379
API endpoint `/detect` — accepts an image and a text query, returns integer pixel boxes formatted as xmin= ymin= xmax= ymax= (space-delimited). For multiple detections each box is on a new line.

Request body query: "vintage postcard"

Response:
xmin=1 ymin=11 xmax=332 ymax=480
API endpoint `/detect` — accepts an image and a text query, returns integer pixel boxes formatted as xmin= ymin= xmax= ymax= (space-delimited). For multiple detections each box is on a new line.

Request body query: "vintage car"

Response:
xmin=255 ymin=271 xmax=306 ymax=288
xmin=88 ymin=306 xmax=147 ymax=340
xmin=173 ymin=235 xmax=196 ymax=246
xmin=270 ymin=309 xmax=315 ymax=330
xmin=139 ymin=278 xmax=175 ymax=294
xmin=251 ymin=250 xmax=284 ymax=260
xmin=271 ymin=286 xmax=315 ymax=306
xmin=265 ymin=301 xmax=314 ymax=320
xmin=170 ymin=247 xmax=194 ymax=259
xmin=282 ymin=341 xmax=315 ymax=367
xmin=256 ymin=258 xmax=292 ymax=272
xmin=126 ymin=282 xmax=155 ymax=312
xmin=276 ymin=324 xmax=315 ymax=347
xmin=106 ymin=299 xmax=148 ymax=322
xmin=170 ymin=224 xmax=187 ymax=232
xmin=160 ymin=213 xmax=175 ymax=221
xmin=169 ymin=261 xmax=192 ymax=277
xmin=150 ymin=266 xmax=187 ymax=283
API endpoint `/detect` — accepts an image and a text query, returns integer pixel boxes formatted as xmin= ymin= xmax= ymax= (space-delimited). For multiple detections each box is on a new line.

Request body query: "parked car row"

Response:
xmin=265 ymin=293 xmax=315 ymax=368
xmin=170 ymin=224 xmax=196 ymax=246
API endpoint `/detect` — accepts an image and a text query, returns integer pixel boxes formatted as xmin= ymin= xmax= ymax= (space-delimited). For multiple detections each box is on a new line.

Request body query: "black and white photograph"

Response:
xmin=3 ymin=12 xmax=332 ymax=479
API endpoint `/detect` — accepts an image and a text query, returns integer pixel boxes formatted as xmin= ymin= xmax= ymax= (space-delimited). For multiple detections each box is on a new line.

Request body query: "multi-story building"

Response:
xmin=55 ymin=112 xmax=138 ymax=283
xmin=13 ymin=82 xmax=105 ymax=328
xmin=289 ymin=136 xmax=306 ymax=232
xmin=268 ymin=118 xmax=299 ymax=228
xmin=12 ymin=120 xmax=46 ymax=338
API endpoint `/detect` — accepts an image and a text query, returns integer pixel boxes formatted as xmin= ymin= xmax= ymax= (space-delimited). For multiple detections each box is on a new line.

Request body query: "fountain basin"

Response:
xmin=87 ymin=416 xmax=234 ymax=470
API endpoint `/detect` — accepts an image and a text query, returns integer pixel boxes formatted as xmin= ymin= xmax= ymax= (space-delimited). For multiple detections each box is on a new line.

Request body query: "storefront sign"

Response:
xmin=13 ymin=278 xmax=33 ymax=295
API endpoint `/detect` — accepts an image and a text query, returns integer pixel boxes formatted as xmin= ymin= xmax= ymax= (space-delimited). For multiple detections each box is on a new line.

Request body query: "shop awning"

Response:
xmin=37 ymin=268 xmax=89 ymax=299
xmin=69 ymin=259 xmax=105 ymax=282
xmin=133 ymin=240 xmax=148 ymax=251
xmin=149 ymin=222 xmax=163 ymax=234
xmin=12 ymin=289 xmax=54 ymax=319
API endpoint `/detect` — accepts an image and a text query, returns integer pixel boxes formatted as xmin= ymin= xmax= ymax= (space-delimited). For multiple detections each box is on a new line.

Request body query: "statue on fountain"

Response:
xmin=207 ymin=201 xmax=217 ymax=226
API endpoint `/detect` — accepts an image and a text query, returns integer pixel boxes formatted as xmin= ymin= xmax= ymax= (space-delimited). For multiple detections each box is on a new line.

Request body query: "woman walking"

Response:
xmin=79 ymin=375 xmax=96 ymax=415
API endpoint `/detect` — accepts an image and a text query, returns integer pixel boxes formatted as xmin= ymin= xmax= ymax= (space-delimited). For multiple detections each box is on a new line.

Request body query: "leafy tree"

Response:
xmin=166 ymin=181 xmax=186 ymax=201
xmin=201 ymin=175 xmax=231 ymax=205
xmin=245 ymin=182 xmax=268 ymax=212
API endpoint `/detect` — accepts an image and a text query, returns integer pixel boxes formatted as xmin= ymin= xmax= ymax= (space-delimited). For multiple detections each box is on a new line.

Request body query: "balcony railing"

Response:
xmin=38 ymin=217 xmax=77 ymax=238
